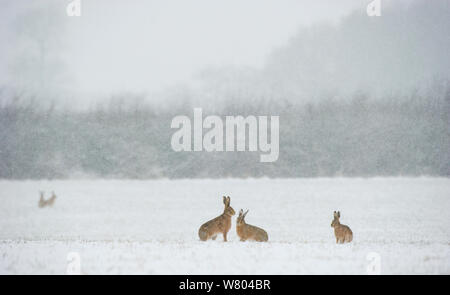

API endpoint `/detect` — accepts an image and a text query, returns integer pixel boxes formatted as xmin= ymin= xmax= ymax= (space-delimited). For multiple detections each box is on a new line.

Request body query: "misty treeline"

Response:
xmin=1 ymin=0 xmax=449 ymax=179
xmin=1 ymin=85 xmax=449 ymax=179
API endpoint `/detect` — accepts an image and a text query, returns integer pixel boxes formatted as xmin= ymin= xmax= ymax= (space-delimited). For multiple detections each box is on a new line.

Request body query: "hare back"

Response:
xmin=340 ymin=224 xmax=352 ymax=235
xmin=237 ymin=224 xmax=268 ymax=242
xmin=334 ymin=224 xmax=353 ymax=242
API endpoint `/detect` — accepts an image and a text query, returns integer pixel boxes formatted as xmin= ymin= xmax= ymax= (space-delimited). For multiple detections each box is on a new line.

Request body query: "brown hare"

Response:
xmin=38 ymin=191 xmax=57 ymax=208
xmin=198 ymin=196 xmax=235 ymax=242
xmin=46 ymin=191 xmax=57 ymax=207
xmin=38 ymin=191 xmax=46 ymax=208
xmin=331 ymin=211 xmax=353 ymax=243
xmin=236 ymin=209 xmax=268 ymax=242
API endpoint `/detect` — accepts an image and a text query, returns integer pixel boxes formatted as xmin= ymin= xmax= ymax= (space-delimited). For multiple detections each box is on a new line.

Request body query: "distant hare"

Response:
xmin=38 ymin=191 xmax=57 ymax=208
xmin=198 ymin=196 xmax=235 ymax=242
xmin=38 ymin=191 xmax=46 ymax=208
xmin=331 ymin=211 xmax=353 ymax=243
xmin=236 ymin=209 xmax=268 ymax=242
xmin=47 ymin=191 xmax=57 ymax=207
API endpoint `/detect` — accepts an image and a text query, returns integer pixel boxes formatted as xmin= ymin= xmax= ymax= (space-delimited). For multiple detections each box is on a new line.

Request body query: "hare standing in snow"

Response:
xmin=331 ymin=211 xmax=353 ymax=243
xmin=236 ymin=209 xmax=268 ymax=242
xmin=198 ymin=196 xmax=235 ymax=241
xmin=46 ymin=191 xmax=57 ymax=207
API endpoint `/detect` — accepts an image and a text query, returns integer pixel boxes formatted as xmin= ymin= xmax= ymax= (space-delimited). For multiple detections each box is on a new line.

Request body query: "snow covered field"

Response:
xmin=0 ymin=178 xmax=449 ymax=274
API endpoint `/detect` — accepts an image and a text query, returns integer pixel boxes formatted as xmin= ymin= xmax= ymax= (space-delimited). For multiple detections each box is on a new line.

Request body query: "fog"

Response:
xmin=0 ymin=0 xmax=449 ymax=179
xmin=1 ymin=0 xmax=378 ymax=107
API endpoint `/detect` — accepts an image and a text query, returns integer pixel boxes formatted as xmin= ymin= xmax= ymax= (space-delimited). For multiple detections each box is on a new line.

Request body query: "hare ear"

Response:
xmin=226 ymin=196 xmax=230 ymax=206
xmin=243 ymin=209 xmax=249 ymax=218
xmin=223 ymin=196 xmax=227 ymax=205
xmin=337 ymin=211 xmax=341 ymax=218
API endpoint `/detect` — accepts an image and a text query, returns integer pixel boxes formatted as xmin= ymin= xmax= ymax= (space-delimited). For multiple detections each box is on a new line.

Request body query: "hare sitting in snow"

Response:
xmin=46 ymin=191 xmax=57 ymax=207
xmin=38 ymin=191 xmax=46 ymax=208
xmin=331 ymin=211 xmax=353 ymax=243
xmin=236 ymin=209 xmax=268 ymax=242
xmin=38 ymin=191 xmax=57 ymax=208
xmin=198 ymin=196 xmax=235 ymax=242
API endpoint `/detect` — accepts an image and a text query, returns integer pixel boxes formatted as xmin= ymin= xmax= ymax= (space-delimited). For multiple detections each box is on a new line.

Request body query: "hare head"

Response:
xmin=223 ymin=196 xmax=235 ymax=216
xmin=331 ymin=211 xmax=340 ymax=227
xmin=237 ymin=209 xmax=249 ymax=225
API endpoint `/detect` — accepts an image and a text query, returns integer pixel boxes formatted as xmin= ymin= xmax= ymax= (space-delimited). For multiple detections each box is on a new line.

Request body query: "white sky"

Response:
xmin=66 ymin=0 xmax=363 ymax=95
xmin=0 ymin=0 xmax=367 ymax=103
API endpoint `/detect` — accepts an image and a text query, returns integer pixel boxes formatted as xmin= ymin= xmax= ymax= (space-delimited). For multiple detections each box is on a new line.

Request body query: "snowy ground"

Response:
xmin=0 ymin=178 xmax=449 ymax=274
